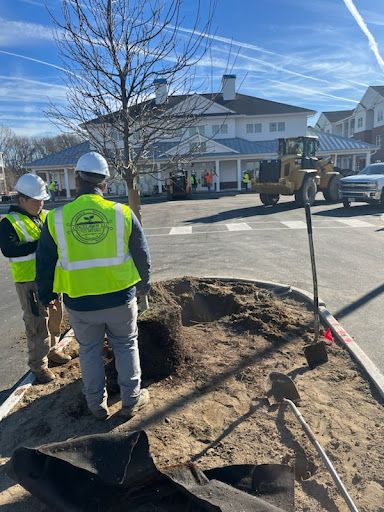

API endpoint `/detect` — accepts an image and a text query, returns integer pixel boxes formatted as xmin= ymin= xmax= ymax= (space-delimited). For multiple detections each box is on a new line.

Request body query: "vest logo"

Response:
xmin=70 ymin=209 xmax=112 ymax=244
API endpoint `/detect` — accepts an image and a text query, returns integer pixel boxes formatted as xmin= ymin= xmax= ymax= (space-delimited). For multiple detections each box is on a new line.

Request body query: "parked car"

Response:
xmin=339 ymin=163 xmax=384 ymax=208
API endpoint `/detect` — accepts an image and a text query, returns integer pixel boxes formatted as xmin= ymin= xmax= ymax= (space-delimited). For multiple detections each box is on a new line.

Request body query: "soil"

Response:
xmin=0 ymin=277 xmax=383 ymax=512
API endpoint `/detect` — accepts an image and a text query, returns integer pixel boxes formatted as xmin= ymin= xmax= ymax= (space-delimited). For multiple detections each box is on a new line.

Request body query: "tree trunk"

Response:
xmin=126 ymin=177 xmax=142 ymax=225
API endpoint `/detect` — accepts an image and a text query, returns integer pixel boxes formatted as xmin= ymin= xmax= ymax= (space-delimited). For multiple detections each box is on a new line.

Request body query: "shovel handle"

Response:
xmin=304 ymin=203 xmax=320 ymax=342
xmin=285 ymin=399 xmax=359 ymax=512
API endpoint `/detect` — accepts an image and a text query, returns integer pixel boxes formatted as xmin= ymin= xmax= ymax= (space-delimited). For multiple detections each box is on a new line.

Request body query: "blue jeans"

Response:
xmin=67 ymin=299 xmax=141 ymax=410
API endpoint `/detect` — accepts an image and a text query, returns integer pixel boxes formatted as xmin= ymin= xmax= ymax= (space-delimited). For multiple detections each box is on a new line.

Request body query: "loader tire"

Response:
xmin=323 ymin=176 xmax=341 ymax=203
xmin=260 ymin=193 xmax=280 ymax=206
xmin=294 ymin=177 xmax=317 ymax=207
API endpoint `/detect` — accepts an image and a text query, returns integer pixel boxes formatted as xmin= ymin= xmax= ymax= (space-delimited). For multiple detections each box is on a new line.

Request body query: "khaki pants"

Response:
xmin=15 ymin=281 xmax=63 ymax=372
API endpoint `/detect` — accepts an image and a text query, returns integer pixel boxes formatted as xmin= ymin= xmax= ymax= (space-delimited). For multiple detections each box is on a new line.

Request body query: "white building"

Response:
xmin=316 ymin=86 xmax=384 ymax=169
xmin=27 ymin=75 xmax=377 ymax=197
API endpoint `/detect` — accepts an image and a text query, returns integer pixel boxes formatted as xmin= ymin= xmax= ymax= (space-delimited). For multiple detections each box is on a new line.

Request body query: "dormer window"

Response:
xmin=378 ymin=110 xmax=383 ymax=122
xmin=212 ymin=124 xmax=228 ymax=135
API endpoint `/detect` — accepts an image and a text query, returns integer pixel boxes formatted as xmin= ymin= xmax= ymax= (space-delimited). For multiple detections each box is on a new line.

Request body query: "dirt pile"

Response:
xmin=0 ymin=277 xmax=383 ymax=512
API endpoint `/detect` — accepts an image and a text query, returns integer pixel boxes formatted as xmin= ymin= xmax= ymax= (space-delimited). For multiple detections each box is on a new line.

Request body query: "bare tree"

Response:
xmin=48 ymin=0 xmax=218 ymax=221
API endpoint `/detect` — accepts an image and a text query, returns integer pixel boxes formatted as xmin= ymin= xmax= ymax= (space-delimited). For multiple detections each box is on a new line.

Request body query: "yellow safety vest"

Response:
xmin=47 ymin=195 xmax=141 ymax=298
xmin=242 ymin=173 xmax=250 ymax=183
xmin=2 ymin=210 xmax=47 ymax=283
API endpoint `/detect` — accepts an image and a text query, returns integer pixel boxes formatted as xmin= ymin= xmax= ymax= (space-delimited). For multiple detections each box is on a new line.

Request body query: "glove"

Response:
xmin=136 ymin=283 xmax=151 ymax=297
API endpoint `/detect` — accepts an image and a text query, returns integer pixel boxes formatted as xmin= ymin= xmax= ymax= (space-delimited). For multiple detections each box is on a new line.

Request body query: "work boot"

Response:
xmin=119 ymin=389 xmax=150 ymax=419
xmin=48 ymin=350 xmax=72 ymax=365
xmin=33 ymin=368 xmax=55 ymax=384
xmin=89 ymin=402 xmax=109 ymax=421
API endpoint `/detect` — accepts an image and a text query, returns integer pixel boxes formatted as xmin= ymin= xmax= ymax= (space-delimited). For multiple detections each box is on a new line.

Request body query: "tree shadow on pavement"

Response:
xmin=185 ymin=202 xmax=299 ymax=224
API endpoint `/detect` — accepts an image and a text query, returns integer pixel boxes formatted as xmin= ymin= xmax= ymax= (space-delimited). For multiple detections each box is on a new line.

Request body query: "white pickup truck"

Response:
xmin=339 ymin=162 xmax=384 ymax=209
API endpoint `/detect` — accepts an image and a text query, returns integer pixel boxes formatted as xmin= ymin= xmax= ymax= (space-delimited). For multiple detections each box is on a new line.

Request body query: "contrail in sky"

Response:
xmin=0 ymin=50 xmax=83 ymax=80
xmin=343 ymin=0 xmax=384 ymax=71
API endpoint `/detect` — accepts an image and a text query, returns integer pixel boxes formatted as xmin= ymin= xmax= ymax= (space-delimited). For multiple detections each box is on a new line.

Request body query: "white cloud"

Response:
xmin=342 ymin=0 xmax=384 ymax=71
xmin=0 ymin=18 xmax=55 ymax=46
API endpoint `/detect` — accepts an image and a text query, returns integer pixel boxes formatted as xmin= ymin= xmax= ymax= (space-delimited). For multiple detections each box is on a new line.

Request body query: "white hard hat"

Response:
xmin=15 ymin=174 xmax=50 ymax=201
xmin=75 ymin=152 xmax=110 ymax=177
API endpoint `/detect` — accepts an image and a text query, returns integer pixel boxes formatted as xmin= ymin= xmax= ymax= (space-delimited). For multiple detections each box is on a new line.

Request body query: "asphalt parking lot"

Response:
xmin=1 ymin=192 xmax=383 ymax=400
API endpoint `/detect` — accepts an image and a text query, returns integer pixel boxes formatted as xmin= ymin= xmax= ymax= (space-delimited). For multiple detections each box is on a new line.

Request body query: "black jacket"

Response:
xmin=36 ymin=188 xmax=151 ymax=311
xmin=0 ymin=205 xmax=43 ymax=259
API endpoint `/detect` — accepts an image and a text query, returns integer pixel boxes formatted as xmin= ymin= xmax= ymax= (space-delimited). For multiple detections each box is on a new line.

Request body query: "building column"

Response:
xmin=366 ymin=151 xmax=371 ymax=165
xmin=215 ymin=160 xmax=220 ymax=192
xmin=236 ymin=159 xmax=242 ymax=191
xmin=64 ymin=168 xmax=71 ymax=199
xmin=45 ymin=171 xmax=49 ymax=183
xmin=333 ymin=153 xmax=338 ymax=166
xmin=352 ymin=154 xmax=357 ymax=172
xmin=157 ymin=163 xmax=162 ymax=193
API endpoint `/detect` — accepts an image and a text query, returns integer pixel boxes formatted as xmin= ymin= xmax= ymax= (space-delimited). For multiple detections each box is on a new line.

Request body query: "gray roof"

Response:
xmin=27 ymin=141 xmax=90 ymax=168
xmin=25 ymin=129 xmax=376 ymax=170
xmin=157 ymin=130 xmax=376 ymax=159
xmin=88 ymin=93 xmax=315 ymax=125
xmin=322 ymin=110 xmax=354 ymax=123
xmin=309 ymin=127 xmax=377 ymax=151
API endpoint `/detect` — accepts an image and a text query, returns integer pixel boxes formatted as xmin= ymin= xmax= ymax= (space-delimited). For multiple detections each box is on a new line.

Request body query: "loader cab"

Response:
xmin=278 ymin=136 xmax=319 ymax=169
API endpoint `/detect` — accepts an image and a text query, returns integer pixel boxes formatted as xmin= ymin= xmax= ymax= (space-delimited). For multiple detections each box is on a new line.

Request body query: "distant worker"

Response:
xmin=204 ymin=171 xmax=213 ymax=193
xmin=49 ymin=179 xmax=57 ymax=202
xmin=0 ymin=174 xmax=70 ymax=384
xmin=190 ymin=172 xmax=198 ymax=193
xmin=242 ymin=171 xmax=250 ymax=191
xmin=36 ymin=152 xmax=151 ymax=421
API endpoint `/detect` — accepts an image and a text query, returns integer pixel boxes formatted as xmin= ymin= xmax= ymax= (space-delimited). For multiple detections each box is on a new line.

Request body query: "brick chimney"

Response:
xmin=222 ymin=74 xmax=236 ymax=101
xmin=153 ymin=78 xmax=168 ymax=105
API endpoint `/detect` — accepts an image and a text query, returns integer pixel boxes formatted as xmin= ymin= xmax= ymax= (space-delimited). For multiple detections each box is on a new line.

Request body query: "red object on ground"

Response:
xmin=324 ymin=328 xmax=334 ymax=343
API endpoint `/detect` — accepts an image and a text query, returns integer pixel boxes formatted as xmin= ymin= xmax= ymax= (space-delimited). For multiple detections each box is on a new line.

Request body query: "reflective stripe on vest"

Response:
xmin=48 ymin=196 xmax=141 ymax=298
xmin=54 ymin=203 xmax=133 ymax=271
xmin=2 ymin=210 xmax=46 ymax=282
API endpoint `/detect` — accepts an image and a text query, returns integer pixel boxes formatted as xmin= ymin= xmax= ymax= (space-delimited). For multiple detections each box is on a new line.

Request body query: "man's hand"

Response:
xmin=47 ymin=298 xmax=60 ymax=311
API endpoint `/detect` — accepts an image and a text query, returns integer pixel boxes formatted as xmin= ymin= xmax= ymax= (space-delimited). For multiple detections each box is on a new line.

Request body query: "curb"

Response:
xmin=0 ymin=329 xmax=75 ymax=422
xmin=200 ymin=276 xmax=384 ymax=401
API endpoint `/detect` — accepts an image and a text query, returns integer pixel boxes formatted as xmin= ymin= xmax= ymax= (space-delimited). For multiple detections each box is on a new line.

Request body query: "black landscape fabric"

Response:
xmin=6 ymin=430 xmax=294 ymax=511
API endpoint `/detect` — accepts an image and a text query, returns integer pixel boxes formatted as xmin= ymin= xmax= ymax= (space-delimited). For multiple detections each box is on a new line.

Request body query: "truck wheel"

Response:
xmin=342 ymin=199 xmax=351 ymax=208
xmin=295 ymin=177 xmax=317 ymax=206
xmin=260 ymin=193 xmax=280 ymax=206
xmin=323 ymin=176 xmax=341 ymax=202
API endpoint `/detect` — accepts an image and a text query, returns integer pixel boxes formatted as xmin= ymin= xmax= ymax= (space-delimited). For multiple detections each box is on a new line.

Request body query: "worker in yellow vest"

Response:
xmin=36 ymin=152 xmax=151 ymax=420
xmin=0 ymin=174 xmax=71 ymax=384
xmin=242 ymin=171 xmax=250 ymax=191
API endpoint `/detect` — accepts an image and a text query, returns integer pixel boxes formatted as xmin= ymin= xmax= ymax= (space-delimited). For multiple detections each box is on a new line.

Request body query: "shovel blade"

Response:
xmin=266 ymin=372 xmax=301 ymax=404
xmin=303 ymin=341 xmax=328 ymax=369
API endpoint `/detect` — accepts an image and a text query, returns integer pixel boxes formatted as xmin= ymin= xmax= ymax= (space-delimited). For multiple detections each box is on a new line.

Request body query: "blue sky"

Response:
xmin=0 ymin=0 xmax=384 ymax=136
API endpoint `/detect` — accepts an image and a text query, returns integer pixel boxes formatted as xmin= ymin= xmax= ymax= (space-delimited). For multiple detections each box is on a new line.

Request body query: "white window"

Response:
xmin=254 ymin=123 xmax=262 ymax=133
xmin=269 ymin=122 xmax=277 ymax=132
xmin=357 ymin=117 xmax=363 ymax=129
xmin=378 ymin=110 xmax=383 ymax=122
xmin=246 ymin=123 xmax=254 ymax=134
xmin=212 ymin=124 xmax=228 ymax=135
xmin=189 ymin=125 xmax=205 ymax=137
xmin=277 ymin=122 xmax=285 ymax=132
xmin=376 ymin=135 xmax=383 ymax=148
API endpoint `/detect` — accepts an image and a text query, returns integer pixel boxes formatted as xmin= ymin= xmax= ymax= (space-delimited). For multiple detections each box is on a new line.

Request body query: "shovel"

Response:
xmin=266 ymin=372 xmax=359 ymax=512
xmin=303 ymin=203 xmax=328 ymax=368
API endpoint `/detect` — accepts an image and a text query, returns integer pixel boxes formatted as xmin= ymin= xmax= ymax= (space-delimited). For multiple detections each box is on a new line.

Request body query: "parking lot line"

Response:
xmin=336 ymin=219 xmax=374 ymax=228
xmin=169 ymin=226 xmax=193 ymax=235
xmin=280 ymin=221 xmax=307 ymax=229
xmin=225 ymin=223 xmax=252 ymax=231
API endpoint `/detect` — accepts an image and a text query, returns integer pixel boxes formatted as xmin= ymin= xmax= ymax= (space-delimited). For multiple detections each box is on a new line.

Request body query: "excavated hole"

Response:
xmin=179 ymin=292 xmax=240 ymax=325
